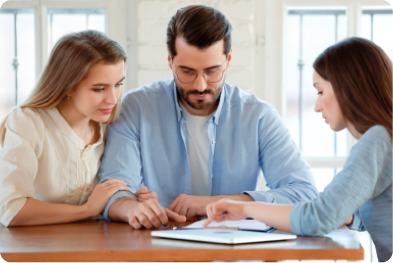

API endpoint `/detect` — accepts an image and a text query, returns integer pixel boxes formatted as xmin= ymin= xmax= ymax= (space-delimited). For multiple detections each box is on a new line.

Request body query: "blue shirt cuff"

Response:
xmin=243 ymin=190 xmax=276 ymax=203
xmin=100 ymin=190 xmax=136 ymax=221
xmin=347 ymin=211 xmax=365 ymax=231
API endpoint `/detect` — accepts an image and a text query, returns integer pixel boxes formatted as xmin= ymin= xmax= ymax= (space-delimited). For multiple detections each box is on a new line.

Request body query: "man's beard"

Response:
xmin=175 ymin=76 xmax=224 ymax=110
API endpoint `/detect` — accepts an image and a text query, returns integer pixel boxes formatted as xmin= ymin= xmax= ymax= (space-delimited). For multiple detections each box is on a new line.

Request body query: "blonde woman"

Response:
xmin=0 ymin=30 xmax=153 ymax=227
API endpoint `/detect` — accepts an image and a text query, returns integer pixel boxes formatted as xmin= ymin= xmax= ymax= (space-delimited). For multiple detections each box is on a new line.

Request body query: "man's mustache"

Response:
xmin=187 ymin=90 xmax=214 ymax=95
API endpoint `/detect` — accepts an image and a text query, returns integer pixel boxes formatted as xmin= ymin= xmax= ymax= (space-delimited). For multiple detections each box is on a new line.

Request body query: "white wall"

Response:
xmin=123 ymin=0 xmax=284 ymax=115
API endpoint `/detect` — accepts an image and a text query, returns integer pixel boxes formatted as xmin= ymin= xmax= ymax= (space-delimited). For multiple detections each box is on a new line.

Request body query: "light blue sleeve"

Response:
xmin=290 ymin=126 xmax=392 ymax=236
xmin=98 ymin=93 xmax=143 ymax=220
xmin=347 ymin=211 xmax=365 ymax=231
xmin=244 ymin=107 xmax=318 ymax=203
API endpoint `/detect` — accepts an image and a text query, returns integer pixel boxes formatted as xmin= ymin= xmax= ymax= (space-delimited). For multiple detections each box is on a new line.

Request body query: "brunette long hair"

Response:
xmin=313 ymin=37 xmax=392 ymax=140
xmin=0 ymin=30 xmax=126 ymax=146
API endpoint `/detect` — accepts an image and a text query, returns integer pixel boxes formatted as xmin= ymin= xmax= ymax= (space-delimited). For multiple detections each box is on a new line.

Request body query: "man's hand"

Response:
xmin=168 ymin=194 xmax=255 ymax=220
xmin=134 ymin=186 xmax=158 ymax=202
xmin=126 ymin=199 xmax=186 ymax=229
xmin=167 ymin=194 xmax=217 ymax=220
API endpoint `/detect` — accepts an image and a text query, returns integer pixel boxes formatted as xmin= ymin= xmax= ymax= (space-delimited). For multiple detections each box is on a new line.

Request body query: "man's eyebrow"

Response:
xmin=177 ymin=65 xmax=222 ymax=71
xmin=91 ymin=76 xmax=125 ymax=86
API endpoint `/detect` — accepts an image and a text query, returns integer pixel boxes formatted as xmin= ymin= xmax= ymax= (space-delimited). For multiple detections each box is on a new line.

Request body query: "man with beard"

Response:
xmin=98 ymin=5 xmax=318 ymax=229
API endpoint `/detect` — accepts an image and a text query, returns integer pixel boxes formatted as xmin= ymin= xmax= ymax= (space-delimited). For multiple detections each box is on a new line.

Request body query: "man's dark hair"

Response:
xmin=166 ymin=5 xmax=232 ymax=58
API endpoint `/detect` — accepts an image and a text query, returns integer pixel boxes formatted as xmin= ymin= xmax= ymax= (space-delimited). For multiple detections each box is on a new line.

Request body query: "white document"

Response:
xmin=183 ymin=219 xmax=273 ymax=232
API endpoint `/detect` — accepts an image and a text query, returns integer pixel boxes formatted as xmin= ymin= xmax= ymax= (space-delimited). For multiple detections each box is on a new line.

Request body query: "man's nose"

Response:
xmin=193 ymin=73 xmax=208 ymax=92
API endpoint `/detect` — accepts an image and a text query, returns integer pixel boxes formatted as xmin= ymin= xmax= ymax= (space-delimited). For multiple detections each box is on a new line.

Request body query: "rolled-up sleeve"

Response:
xmin=290 ymin=126 xmax=391 ymax=236
xmin=0 ymin=108 xmax=43 ymax=226
xmin=101 ymin=190 xmax=136 ymax=221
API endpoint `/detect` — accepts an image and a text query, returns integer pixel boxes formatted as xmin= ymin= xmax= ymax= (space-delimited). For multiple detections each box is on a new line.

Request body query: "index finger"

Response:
xmin=203 ymin=219 xmax=213 ymax=227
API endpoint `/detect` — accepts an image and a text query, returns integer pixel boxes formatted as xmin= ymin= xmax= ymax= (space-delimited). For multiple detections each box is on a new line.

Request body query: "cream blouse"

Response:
xmin=0 ymin=107 xmax=106 ymax=226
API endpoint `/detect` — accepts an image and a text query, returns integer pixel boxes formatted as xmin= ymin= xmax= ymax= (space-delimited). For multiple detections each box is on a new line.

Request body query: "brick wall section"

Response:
xmin=137 ymin=0 xmax=256 ymax=93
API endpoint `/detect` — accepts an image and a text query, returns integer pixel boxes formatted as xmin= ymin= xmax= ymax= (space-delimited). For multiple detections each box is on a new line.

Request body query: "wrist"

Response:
xmin=82 ymin=203 xmax=96 ymax=218
xmin=242 ymin=202 xmax=252 ymax=218
xmin=345 ymin=214 xmax=354 ymax=225
xmin=109 ymin=196 xmax=138 ymax=222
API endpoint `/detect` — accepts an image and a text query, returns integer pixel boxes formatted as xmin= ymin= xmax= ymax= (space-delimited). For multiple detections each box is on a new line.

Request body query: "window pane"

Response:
xmin=311 ymin=167 xmax=342 ymax=192
xmin=361 ymin=7 xmax=393 ymax=59
xmin=47 ymin=9 xmax=105 ymax=53
xmin=0 ymin=13 xmax=15 ymax=121
xmin=0 ymin=9 xmax=35 ymax=123
xmin=17 ymin=12 xmax=35 ymax=104
xmin=285 ymin=8 xmax=348 ymax=157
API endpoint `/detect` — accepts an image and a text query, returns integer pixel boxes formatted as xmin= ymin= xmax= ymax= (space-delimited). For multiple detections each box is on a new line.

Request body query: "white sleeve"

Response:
xmin=0 ymin=108 xmax=44 ymax=226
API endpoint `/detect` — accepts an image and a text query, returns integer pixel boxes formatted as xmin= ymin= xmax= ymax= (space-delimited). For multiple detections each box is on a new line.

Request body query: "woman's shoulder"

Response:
xmin=359 ymin=125 xmax=391 ymax=148
xmin=348 ymin=125 xmax=392 ymax=168
xmin=8 ymin=106 xmax=43 ymax=120
xmin=5 ymin=107 xmax=46 ymax=140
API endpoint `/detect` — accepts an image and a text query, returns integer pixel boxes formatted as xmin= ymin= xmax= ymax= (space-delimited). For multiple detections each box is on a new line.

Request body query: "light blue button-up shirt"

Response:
xmin=99 ymin=79 xmax=318 ymax=220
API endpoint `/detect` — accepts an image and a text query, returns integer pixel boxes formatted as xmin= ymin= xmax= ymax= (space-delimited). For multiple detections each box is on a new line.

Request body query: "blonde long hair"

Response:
xmin=0 ymin=30 xmax=126 ymax=146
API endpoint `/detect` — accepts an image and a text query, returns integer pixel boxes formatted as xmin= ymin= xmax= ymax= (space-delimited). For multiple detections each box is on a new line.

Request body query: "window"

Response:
xmin=281 ymin=2 xmax=392 ymax=262
xmin=47 ymin=9 xmax=105 ymax=52
xmin=0 ymin=9 xmax=35 ymax=118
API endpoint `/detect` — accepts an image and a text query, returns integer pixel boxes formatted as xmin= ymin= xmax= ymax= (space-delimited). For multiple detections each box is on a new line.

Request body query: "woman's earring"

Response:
xmin=67 ymin=93 xmax=71 ymax=100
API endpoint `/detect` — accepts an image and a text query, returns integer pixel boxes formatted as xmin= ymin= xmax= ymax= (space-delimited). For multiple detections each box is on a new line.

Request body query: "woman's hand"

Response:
xmin=134 ymin=186 xmax=158 ymax=202
xmin=84 ymin=178 xmax=130 ymax=217
xmin=203 ymin=198 xmax=249 ymax=227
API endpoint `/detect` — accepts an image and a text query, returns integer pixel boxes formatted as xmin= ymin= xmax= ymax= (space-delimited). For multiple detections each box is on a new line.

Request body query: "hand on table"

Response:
xmin=134 ymin=186 xmax=158 ymax=202
xmin=168 ymin=194 xmax=217 ymax=220
xmin=127 ymin=199 xmax=186 ymax=229
xmin=203 ymin=198 xmax=248 ymax=227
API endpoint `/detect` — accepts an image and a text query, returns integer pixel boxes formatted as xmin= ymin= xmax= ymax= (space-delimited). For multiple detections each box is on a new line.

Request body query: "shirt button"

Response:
xmin=212 ymin=140 xmax=216 ymax=144
xmin=211 ymin=174 xmax=214 ymax=178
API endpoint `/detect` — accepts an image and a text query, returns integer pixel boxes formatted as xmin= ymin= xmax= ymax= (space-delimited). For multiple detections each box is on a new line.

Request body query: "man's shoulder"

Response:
xmin=224 ymin=83 xmax=274 ymax=114
xmin=123 ymin=79 xmax=174 ymax=102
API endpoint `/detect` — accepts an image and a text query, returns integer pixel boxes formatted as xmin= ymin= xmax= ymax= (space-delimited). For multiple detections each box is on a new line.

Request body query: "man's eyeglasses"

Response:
xmin=171 ymin=59 xmax=227 ymax=84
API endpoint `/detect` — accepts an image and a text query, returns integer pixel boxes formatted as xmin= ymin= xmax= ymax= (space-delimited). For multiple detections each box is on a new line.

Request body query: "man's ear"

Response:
xmin=168 ymin=54 xmax=173 ymax=70
xmin=226 ymin=48 xmax=233 ymax=68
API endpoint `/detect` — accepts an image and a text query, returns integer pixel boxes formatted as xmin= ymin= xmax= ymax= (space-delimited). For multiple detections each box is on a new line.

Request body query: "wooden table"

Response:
xmin=0 ymin=219 xmax=364 ymax=262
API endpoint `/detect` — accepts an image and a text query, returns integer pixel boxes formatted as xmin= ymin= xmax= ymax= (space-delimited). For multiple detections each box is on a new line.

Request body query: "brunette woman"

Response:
xmin=205 ymin=37 xmax=392 ymax=262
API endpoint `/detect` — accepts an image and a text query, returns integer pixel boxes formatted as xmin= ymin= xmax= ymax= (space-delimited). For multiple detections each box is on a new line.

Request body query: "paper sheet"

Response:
xmin=183 ymin=219 xmax=273 ymax=232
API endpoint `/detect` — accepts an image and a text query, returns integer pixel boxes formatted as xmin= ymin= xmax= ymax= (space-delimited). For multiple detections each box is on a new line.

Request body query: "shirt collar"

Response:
xmin=45 ymin=107 xmax=105 ymax=149
xmin=172 ymin=79 xmax=226 ymax=125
